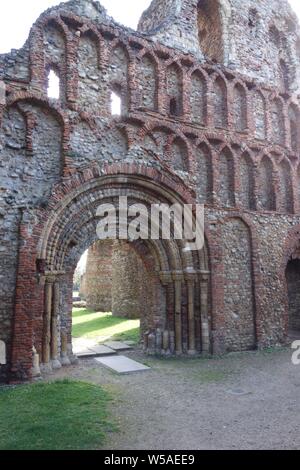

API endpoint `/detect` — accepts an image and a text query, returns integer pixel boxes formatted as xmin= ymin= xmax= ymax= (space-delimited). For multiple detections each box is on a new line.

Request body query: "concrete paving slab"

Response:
xmin=88 ymin=345 xmax=116 ymax=356
xmin=76 ymin=350 xmax=96 ymax=358
xmin=73 ymin=338 xmax=97 ymax=354
xmin=95 ymin=355 xmax=150 ymax=374
xmin=104 ymin=341 xmax=133 ymax=351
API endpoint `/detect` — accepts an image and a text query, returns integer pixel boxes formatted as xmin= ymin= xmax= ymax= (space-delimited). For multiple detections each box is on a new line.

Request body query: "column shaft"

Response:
xmin=187 ymin=280 xmax=196 ymax=354
xmin=174 ymin=280 xmax=182 ymax=354
xmin=200 ymin=278 xmax=210 ymax=353
xmin=42 ymin=281 xmax=52 ymax=365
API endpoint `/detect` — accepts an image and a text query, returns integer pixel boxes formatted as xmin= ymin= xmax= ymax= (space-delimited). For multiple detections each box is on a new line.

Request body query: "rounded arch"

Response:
xmin=288 ymin=102 xmax=300 ymax=154
xmin=166 ymin=61 xmax=183 ymax=117
xmin=258 ymin=154 xmax=276 ymax=211
xmin=252 ymin=88 xmax=267 ymax=140
xmin=239 ymin=151 xmax=256 ymax=210
xmin=10 ymin=165 xmax=211 ymax=381
xmin=212 ymin=74 xmax=228 ymax=129
xmin=197 ymin=0 xmax=227 ymax=63
xmin=232 ymin=81 xmax=247 ymax=132
xmin=218 ymin=145 xmax=235 ymax=207
xmin=7 ymin=92 xmax=68 ymax=130
xmin=137 ymin=52 xmax=159 ymax=111
xmin=278 ymin=157 xmax=294 ymax=214
xmin=190 ymin=69 xmax=208 ymax=125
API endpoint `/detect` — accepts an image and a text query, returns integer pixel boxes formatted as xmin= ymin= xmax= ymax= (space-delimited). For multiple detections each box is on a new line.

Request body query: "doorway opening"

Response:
xmin=286 ymin=259 xmax=300 ymax=340
xmin=71 ymin=239 xmax=164 ymax=356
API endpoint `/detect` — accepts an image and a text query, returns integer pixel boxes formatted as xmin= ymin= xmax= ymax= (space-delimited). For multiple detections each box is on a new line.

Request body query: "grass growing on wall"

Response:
xmin=0 ymin=380 xmax=115 ymax=450
xmin=72 ymin=308 xmax=140 ymax=344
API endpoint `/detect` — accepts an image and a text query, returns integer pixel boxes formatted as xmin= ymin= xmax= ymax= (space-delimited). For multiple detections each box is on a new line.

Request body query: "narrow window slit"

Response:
xmin=111 ymin=91 xmax=122 ymax=116
xmin=47 ymin=69 xmax=60 ymax=100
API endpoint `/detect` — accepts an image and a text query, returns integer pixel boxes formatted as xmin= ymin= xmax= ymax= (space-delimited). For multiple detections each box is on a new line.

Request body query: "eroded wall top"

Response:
xmin=138 ymin=0 xmax=300 ymax=92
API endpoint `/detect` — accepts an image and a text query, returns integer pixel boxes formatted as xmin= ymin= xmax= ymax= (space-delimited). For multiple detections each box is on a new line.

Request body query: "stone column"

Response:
xmin=85 ymin=240 xmax=113 ymax=311
xmin=111 ymin=241 xmax=143 ymax=319
xmin=173 ymin=271 xmax=183 ymax=354
xmin=60 ymin=329 xmax=71 ymax=366
xmin=51 ymin=281 xmax=62 ymax=369
xmin=31 ymin=347 xmax=41 ymax=378
xmin=160 ymin=271 xmax=173 ymax=354
xmin=200 ymin=273 xmax=210 ymax=353
xmin=186 ymin=273 xmax=196 ymax=355
xmin=42 ymin=280 xmax=53 ymax=370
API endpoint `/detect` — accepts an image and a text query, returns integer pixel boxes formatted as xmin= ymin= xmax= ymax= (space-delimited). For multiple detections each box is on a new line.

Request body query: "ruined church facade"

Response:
xmin=1 ymin=0 xmax=300 ymax=382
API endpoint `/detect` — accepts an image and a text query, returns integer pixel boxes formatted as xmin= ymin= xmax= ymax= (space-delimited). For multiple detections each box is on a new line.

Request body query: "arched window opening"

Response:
xmin=271 ymin=99 xmax=285 ymax=146
xmin=253 ymin=91 xmax=266 ymax=140
xmin=269 ymin=25 xmax=281 ymax=47
xmin=196 ymin=143 xmax=213 ymax=204
xmin=233 ymin=84 xmax=247 ymax=132
xmin=248 ymin=9 xmax=259 ymax=36
xmin=47 ymin=69 xmax=60 ymax=99
xmin=219 ymin=148 xmax=235 ymax=207
xmin=279 ymin=160 xmax=293 ymax=214
xmin=213 ymin=76 xmax=227 ymax=128
xmin=286 ymin=259 xmax=300 ymax=339
xmin=111 ymin=91 xmax=122 ymax=116
xmin=240 ymin=153 xmax=256 ymax=210
xmin=190 ymin=71 xmax=206 ymax=125
xmin=170 ymin=98 xmax=178 ymax=116
xmin=279 ymin=59 xmax=289 ymax=92
xmin=166 ymin=64 xmax=182 ymax=117
xmin=139 ymin=54 xmax=157 ymax=111
xmin=259 ymin=156 xmax=276 ymax=211
xmin=198 ymin=0 xmax=224 ymax=63
xmin=289 ymin=105 xmax=299 ymax=154
xmin=296 ymin=39 xmax=300 ymax=63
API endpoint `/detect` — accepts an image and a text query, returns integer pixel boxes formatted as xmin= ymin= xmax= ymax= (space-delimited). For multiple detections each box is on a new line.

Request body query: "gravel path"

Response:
xmin=52 ymin=347 xmax=300 ymax=450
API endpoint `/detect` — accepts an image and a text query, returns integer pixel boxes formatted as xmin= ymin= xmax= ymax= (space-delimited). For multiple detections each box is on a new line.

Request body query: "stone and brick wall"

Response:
xmin=1 ymin=0 xmax=300 ymax=382
xmin=85 ymin=240 xmax=113 ymax=311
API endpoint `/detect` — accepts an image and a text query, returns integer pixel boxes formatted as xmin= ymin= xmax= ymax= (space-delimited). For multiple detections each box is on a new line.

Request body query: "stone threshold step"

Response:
xmin=103 ymin=341 xmax=133 ymax=351
xmin=77 ymin=345 xmax=117 ymax=358
xmin=95 ymin=355 xmax=150 ymax=374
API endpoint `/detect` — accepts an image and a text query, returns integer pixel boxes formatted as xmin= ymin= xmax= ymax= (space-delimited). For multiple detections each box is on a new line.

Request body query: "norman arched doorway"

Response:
xmin=10 ymin=168 xmax=210 ymax=381
xmin=79 ymin=238 xmax=165 ymax=334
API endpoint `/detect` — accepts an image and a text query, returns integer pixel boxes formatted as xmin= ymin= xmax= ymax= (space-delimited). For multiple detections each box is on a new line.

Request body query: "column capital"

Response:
xmin=159 ymin=271 xmax=173 ymax=285
xmin=44 ymin=271 xmax=65 ymax=283
xmin=172 ymin=271 xmax=184 ymax=282
xmin=184 ymin=268 xmax=197 ymax=283
xmin=199 ymin=271 xmax=210 ymax=282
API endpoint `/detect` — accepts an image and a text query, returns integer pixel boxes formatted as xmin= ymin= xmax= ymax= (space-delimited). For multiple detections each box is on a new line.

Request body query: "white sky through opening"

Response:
xmin=47 ymin=70 xmax=60 ymax=99
xmin=78 ymin=250 xmax=88 ymax=274
xmin=2 ymin=0 xmax=300 ymax=269
xmin=0 ymin=0 xmax=152 ymax=54
xmin=111 ymin=92 xmax=121 ymax=116
xmin=1 ymin=1 xmax=298 ymax=55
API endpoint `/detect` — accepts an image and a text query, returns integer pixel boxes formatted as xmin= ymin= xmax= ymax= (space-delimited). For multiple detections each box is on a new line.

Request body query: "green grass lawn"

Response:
xmin=0 ymin=379 xmax=115 ymax=450
xmin=72 ymin=308 xmax=140 ymax=344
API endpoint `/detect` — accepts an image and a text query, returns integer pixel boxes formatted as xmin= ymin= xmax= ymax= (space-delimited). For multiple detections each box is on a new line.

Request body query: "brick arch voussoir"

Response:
xmin=34 ymin=14 xmax=70 ymax=43
xmin=281 ymin=225 xmax=300 ymax=272
xmin=7 ymin=93 xmax=68 ymax=133
xmin=137 ymin=50 xmax=160 ymax=68
xmin=109 ymin=39 xmax=133 ymax=61
xmin=257 ymin=150 xmax=278 ymax=168
xmin=48 ymin=187 xmax=177 ymax=270
xmin=211 ymin=70 xmax=229 ymax=88
xmin=33 ymin=162 xmax=196 ymax=250
xmin=139 ymin=120 xmax=178 ymax=140
xmin=194 ymin=137 xmax=213 ymax=152
xmin=280 ymin=224 xmax=300 ymax=336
